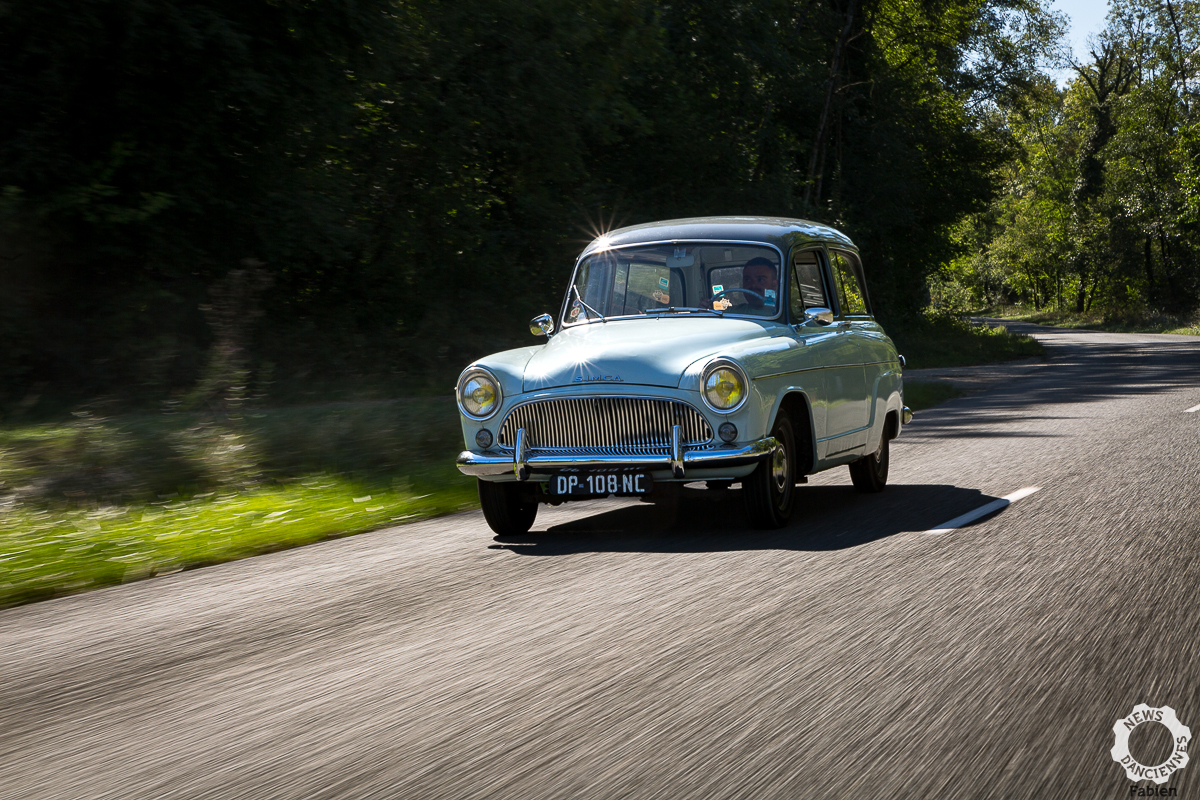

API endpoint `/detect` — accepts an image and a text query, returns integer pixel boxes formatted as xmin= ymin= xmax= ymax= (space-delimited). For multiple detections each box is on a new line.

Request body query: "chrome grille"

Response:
xmin=498 ymin=397 xmax=713 ymax=453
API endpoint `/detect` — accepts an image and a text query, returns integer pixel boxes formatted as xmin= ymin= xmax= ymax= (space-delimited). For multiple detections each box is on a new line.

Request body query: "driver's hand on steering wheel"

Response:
xmin=708 ymin=287 xmax=766 ymax=311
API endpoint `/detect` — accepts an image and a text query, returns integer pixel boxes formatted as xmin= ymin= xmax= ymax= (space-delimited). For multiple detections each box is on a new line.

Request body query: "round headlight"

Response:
xmin=703 ymin=364 xmax=746 ymax=411
xmin=458 ymin=369 xmax=501 ymax=419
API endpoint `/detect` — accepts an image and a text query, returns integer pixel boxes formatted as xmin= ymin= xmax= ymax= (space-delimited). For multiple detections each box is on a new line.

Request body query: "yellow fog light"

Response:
xmin=458 ymin=368 xmax=502 ymax=419
xmin=703 ymin=364 xmax=746 ymax=411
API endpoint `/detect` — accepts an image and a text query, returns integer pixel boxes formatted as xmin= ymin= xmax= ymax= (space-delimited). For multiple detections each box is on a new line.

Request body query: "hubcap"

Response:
xmin=771 ymin=443 xmax=789 ymax=492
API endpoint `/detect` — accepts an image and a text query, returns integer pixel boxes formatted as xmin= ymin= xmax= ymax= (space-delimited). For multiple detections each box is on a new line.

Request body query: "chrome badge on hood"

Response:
xmin=574 ymin=374 xmax=623 ymax=382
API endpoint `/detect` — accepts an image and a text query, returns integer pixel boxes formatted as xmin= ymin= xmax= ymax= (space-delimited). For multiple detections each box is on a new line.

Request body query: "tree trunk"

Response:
xmin=1159 ymin=232 xmax=1183 ymax=306
xmin=804 ymin=0 xmax=858 ymax=207
xmin=1071 ymin=44 xmax=1133 ymax=208
xmin=1144 ymin=235 xmax=1155 ymax=297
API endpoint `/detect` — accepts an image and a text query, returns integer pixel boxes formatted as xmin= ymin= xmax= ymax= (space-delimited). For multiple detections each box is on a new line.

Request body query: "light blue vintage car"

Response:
xmin=455 ymin=217 xmax=911 ymax=534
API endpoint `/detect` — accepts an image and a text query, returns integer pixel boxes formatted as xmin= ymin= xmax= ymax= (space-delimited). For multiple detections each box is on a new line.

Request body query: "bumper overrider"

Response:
xmin=457 ymin=430 xmax=778 ymax=481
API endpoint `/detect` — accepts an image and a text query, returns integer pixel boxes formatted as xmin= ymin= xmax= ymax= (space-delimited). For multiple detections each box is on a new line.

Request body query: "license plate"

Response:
xmin=549 ymin=471 xmax=653 ymax=498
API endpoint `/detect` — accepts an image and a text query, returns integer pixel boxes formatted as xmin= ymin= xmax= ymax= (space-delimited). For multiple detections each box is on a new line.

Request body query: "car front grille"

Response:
xmin=497 ymin=397 xmax=713 ymax=454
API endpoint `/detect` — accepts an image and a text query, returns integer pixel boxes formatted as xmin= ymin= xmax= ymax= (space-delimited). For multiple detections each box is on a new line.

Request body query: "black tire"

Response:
xmin=848 ymin=431 xmax=889 ymax=493
xmin=478 ymin=479 xmax=538 ymax=535
xmin=744 ymin=416 xmax=797 ymax=529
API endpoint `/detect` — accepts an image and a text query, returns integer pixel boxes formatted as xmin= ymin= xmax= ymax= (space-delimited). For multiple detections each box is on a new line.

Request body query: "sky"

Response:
xmin=1051 ymin=0 xmax=1111 ymax=66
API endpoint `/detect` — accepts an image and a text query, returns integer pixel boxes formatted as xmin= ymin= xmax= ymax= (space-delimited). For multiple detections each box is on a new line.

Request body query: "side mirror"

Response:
xmin=530 ymin=313 xmax=555 ymax=337
xmin=803 ymin=307 xmax=834 ymax=326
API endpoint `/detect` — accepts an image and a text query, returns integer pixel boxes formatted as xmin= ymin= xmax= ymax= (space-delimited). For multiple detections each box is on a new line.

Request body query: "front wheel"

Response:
xmin=848 ymin=432 xmax=889 ymax=493
xmin=478 ymin=479 xmax=538 ymax=535
xmin=743 ymin=416 xmax=797 ymax=529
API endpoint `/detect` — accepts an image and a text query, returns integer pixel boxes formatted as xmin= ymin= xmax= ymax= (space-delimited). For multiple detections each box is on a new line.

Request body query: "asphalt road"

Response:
xmin=3 ymin=322 xmax=1200 ymax=800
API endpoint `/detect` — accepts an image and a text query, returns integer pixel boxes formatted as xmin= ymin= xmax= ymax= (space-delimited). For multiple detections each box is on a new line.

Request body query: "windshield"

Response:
xmin=564 ymin=243 xmax=783 ymax=326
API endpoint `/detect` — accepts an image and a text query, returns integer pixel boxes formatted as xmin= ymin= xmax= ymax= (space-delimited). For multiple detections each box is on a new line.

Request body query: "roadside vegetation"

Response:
xmin=931 ymin=2 xmax=1200 ymax=328
xmin=983 ymin=305 xmax=1200 ymax=336
xmin=890 ymin=314 xmax=1044 ymax=369
xmin=0 ymin=400 xmax=474 ymax=607
xmin=1 ymin=0 xmax=1065 ymax=415
xmin=904 ymin=381 xmax=967 ymax=412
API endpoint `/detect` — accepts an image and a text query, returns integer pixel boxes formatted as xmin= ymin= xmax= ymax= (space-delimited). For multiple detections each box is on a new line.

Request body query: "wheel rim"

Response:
xmin=771 ymin=441 xmax=789 ymax=492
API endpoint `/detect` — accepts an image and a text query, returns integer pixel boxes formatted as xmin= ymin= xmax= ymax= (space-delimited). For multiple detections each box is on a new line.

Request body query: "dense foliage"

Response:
xmin=942 ymin=0 xmax=1200 ymax=318
xmin=0 ymin=0 xmax=1061 ymax=411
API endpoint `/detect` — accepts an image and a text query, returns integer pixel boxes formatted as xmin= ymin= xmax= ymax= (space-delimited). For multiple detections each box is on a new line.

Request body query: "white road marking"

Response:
xmin=924 ymin=487 xmax=1041 ymax=535
xmin=1184 ymin=403 xmax=1200 ymax=413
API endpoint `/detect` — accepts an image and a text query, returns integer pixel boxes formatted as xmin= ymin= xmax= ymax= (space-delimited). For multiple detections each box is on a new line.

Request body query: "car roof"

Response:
xmin=580 ymin=216 xmax=856 ymax=259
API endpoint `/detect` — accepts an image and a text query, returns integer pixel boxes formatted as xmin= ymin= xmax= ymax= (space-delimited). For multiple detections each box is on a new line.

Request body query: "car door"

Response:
xmin=823 ymin=249 xmax=874 ymax=454
xmin=831 ymin=249 xmax=890 ymax=438
xmin=787 ymin=246 xmax=868 ymax=457
xmin=784 ymin=247 xmax=830 ymax=444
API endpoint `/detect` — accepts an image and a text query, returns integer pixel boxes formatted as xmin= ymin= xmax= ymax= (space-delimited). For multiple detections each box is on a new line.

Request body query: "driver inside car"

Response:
xmin=719 ymin=257 xmax=778 ymax=314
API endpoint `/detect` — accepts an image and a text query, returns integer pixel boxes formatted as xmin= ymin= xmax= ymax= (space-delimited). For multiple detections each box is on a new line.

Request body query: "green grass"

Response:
xmin=0 ymin=474 xmax=475 ymax=608
xmin=0 ymin=398 xmax=477 ymax=608
xmin=889 ymin=314 xmax=1045 ymax=370
xmin=904 ymin=380 xmax=966 ymax=412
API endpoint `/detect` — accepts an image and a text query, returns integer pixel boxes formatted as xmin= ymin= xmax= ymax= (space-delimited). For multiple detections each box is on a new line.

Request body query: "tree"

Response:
xmin=0 ymin=0 xmax=1073 ymax=409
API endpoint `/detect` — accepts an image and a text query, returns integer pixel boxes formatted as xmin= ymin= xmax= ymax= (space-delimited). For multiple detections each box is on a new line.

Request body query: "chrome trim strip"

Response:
xmin=754 ymin=358 xmax=895 ymax=381
xmin=514 ymin=427 xmax=529 ymax=481
xmin=457 ymin=437 xmax=778 ymax=477
xmin=752 ymin=364 xmax=825 ymax=381
xmin=816 ymin=426 xmax=870 ymax=442
xmin=670 ymin=425 xmax=684 ymax=478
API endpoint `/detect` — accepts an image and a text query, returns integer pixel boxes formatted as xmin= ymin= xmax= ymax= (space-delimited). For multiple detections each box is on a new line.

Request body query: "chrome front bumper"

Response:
xmin=457 ymin=436 xmax=778 ymax=480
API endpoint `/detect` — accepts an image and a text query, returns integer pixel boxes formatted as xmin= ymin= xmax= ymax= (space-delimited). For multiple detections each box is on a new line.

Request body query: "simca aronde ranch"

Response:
xmin=455 ymin=216 xmax=911 ymax=534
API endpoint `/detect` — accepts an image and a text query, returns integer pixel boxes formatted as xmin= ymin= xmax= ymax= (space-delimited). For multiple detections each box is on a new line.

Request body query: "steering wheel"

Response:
xmin=709 ymin=287 xmax=766 ymax=305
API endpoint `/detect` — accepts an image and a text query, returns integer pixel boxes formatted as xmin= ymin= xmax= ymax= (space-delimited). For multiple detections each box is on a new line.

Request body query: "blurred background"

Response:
xmin=1 ymin=0 xmax=1197 ymax=603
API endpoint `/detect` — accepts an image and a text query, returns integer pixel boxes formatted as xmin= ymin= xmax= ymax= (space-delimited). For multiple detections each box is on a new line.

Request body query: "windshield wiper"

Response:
xmin=571 ymin=285 xmax=607 ymax=323
xmin=642 ymin=306 xmax=724 ymax=317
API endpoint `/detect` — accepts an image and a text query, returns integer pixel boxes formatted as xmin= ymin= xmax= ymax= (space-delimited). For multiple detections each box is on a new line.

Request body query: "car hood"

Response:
xmin=521 ymin=316 xmax=773 ymax=391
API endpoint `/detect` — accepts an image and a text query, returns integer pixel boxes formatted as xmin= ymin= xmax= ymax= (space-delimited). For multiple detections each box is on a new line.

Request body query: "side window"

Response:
xmin=789 ymin=249 xmax=829 ymax=320
xmin=831 ymin=250 xmax=869 ymax=316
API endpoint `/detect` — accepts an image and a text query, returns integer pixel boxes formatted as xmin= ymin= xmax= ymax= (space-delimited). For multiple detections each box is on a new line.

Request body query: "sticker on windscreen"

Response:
xmin=765 ymin=289 xmax=777 ymax=306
